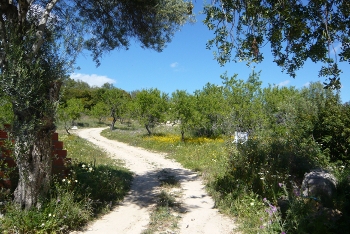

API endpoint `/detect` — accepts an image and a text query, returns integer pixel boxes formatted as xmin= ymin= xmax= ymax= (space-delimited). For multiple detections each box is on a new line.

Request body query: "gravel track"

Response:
xmin=71 ymin=128 xmax=236 ymax=234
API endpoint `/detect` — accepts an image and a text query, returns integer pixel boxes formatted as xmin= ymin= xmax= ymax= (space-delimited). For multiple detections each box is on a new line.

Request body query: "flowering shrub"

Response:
xmin=259 ymin=197 xmax=285 ymax=233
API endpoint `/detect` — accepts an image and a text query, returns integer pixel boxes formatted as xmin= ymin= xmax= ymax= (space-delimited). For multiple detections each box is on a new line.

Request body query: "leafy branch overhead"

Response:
xmin=203 ymin=0 xmax=350 ymax=89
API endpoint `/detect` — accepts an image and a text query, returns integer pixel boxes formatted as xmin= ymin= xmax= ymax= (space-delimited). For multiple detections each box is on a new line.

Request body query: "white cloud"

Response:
xmin=303 ymin=82 xmax=310 ymax=87
xmin=70 ymin=73 xmax=116 ymax=87
xmin=170 ymin=62 xmax=179 ymax=68
xmin=277 ymin=80 xmax=290 ymax=87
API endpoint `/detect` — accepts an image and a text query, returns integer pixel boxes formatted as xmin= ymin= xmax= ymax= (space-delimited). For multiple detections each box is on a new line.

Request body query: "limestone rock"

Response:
xmin=301 ymin=169 xmax=337 ymax=207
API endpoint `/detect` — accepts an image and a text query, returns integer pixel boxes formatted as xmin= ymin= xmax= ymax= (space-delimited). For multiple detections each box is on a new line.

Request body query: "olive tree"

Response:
xmin=170 ymin=90 xmax=198 ymax=141
xmin=204 ymin=0 xmax=350 ymax=88
xmin=194 ymin=83 xmax=227 ymax=137
xmin=103 ymin=88 xmax=131 ymax=130
xmin=133 ymin=88 xmax=169 ymax=135
xmin=0 ymin=0 xmax=192 ymax=209
xmin=58 ymin=98 xmax=85 ymax=134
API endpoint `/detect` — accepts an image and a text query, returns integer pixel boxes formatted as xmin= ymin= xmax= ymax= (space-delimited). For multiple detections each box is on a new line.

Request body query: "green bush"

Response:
xmin=221 ymin=134 xmax=325 ymax=200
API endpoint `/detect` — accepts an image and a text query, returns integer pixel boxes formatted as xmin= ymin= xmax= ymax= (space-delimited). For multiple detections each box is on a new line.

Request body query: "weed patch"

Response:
xmin=142 ymin=171 xmax=182 ymax=234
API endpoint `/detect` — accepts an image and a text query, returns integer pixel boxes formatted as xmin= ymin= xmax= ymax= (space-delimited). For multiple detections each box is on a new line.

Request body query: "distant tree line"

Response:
xmin=56 ymin=72 xmax=350 ymax=166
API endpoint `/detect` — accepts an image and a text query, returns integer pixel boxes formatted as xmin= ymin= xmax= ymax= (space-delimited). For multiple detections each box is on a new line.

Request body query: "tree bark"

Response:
xmin=110 ymin=117 xmax=116 ymax=131
xmin=13 ymin=125 xmax=54 ymax=209
xmin=145 ymin=124 xmax=152 ymax=135
xmin=11 ymin=80 xmax=61 ymax=209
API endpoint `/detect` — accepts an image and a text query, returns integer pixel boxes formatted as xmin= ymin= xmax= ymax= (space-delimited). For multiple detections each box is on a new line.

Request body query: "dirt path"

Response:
xmin=72 ymin=128 xmax=236 ymax=234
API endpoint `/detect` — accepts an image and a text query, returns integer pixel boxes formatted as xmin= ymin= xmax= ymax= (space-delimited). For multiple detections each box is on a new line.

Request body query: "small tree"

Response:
xmin=221 ymin=71 xmax=264 ymax=135
xmin=194 ymin=83 xmax=227 ymax=137
xmin=103 ymin=88 xmax=131 ymax=130
xmin=133 ymin=89 xmax=169 ymax=135
xmin=170 ymin=90 xmax=198 ymax=141
xmin=90 ymin=102 xmax=109 ymax=123
xmin=58 ymin=98 xmax=85 ymax=134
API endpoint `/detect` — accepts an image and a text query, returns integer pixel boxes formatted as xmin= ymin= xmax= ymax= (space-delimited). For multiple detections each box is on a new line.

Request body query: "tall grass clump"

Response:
xmin=0 ymin=133 xmax=133 ymax=233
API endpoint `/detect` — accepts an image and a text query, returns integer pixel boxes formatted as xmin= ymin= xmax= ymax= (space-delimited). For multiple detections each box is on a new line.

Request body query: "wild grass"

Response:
xmin=61 ymin=134 xmax=133 ymax=214
xmin=0 ymin=131 xmax=133 ymax=233
xmin=142 ymin=170 xmax=182 ymax=234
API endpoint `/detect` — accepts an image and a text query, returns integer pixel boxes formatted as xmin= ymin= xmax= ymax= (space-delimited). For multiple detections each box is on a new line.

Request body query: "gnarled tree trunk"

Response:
xmin=13 ymin=126 xmax=54 ymax=209
xmin=11 ymin=79 xmax=61 ymax=209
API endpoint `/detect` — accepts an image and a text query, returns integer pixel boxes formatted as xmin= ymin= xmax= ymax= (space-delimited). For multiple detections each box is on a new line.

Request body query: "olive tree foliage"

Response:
xmin=0 ymin=90 xmax=13 ymax=126
xmin=194 ymin=83 xmax=227 ymax=137
xmin=0 ymin=0 xmax=192 ymax=209
xmin=58 ymin=98 xmax=84 ymax=134
xmin=203 ymin=0 xmax=350 ymax=89
xmin=103 ymin=88 xmax=131 ymax=130
xmin=90 ymin=102 xmax=109 ymax=123
xmin=133 ymin=89 xmax=169 ymax=135
xmin=221 ymin=71 xmax=264 ymax=135
xmin=170 ymin=90 xmax=198 ymax=141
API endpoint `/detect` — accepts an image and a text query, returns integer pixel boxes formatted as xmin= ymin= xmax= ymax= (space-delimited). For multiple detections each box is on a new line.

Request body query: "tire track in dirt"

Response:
xmin=71 ymin=128 xmax=236 ymax=234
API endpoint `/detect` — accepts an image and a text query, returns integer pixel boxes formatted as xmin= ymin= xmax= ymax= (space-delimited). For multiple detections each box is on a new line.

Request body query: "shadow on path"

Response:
xmin=121 ymin=167 xmax=199 ymax=209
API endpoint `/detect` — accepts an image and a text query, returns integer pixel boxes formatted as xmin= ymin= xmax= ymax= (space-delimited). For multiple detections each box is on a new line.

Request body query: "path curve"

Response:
xmin=71 ymin=128 xmax=236 ymax=234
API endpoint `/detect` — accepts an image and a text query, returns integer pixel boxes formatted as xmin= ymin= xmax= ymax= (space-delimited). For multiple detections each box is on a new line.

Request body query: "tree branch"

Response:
xmin=18 ymin=0 xmax=30 ymax=24
xmin=0 ymin=18 xmax=7 ymax=70
xmin=31 ymin=0 xmax=59 ymax=56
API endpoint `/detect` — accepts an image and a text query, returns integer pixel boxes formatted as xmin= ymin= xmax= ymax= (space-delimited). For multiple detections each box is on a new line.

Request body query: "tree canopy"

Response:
xmin=203 ymin=0 xmax=350 ymax=89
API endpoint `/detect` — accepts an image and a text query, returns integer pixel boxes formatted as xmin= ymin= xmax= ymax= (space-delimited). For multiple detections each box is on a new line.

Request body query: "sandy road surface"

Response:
xmin=72 ymin=128 xmax=236 ymax=234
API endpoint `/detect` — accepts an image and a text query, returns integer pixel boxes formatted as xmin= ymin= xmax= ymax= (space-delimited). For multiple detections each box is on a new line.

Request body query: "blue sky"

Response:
xmin=72 ymin=1 xmax=350 ymax=103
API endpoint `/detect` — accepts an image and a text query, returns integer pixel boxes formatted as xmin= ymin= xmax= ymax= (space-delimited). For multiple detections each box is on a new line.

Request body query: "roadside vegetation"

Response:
xmin=0 ymin=131 xmax=133 ymax=233
xmin=102 ymin=118 xmax=350 ymax=234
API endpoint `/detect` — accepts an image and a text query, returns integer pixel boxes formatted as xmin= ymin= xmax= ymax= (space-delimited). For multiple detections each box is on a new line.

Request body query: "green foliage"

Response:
xmin=1 ymin=184 xmax=92 ymax=234
xmin=90 ymin=102 xmax=109 ymax=122
xmin=313 ymin=95 xmax=350 ymax=164
xmin=221 ymin=71 xmax=264 ymax=135
xmin=194 ymin=83 xmax=227 ymax=137
xmin=0 ymin=95 xmax=13 ymax=126
xmin=203 ymin=0 xmax=350 ymax=87
xmin=170 ymin=90 xmax=198 ymax=140
xmin=60 ymin=78 xmax=95 ymax=110
xmin=79 ymin=0 xmax=194 ymax=65
xmin=58 ymin=98 xmax=85 ymax=133
xmin=133 ymin=89 xmax=169 ymax=135
xmin=103 ymin=88 xmax=131 ymax=129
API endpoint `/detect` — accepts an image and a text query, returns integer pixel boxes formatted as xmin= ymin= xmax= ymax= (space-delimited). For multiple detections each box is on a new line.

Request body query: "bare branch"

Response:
xmin=31 ymin=0 xmax=59 ymax=56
